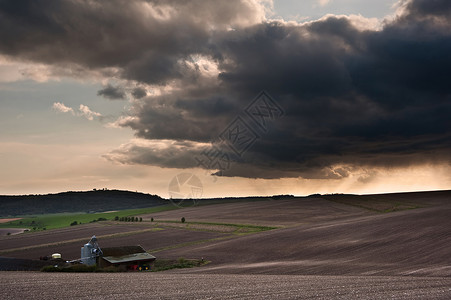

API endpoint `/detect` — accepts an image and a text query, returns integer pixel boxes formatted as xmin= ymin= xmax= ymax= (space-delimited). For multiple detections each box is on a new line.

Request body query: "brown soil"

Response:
xmin=0 ymin=222 xmax=152 ymax=251
xmin=0 ymin=224 xmax=230 ymax=260
xmin=142 ymin=197 xmax=370 ymax=226
xmin=1 ymin=272 xmax=451 ymax=299
xmin=157 ymin=195 xmax=451 ymax=277
xmin=0 ymin=218 xmax=22 ymax=224
xmin=1 ymin=191 xmax=450 ymax=278
xmin=0 ymin=228 xmax=27 ymax=236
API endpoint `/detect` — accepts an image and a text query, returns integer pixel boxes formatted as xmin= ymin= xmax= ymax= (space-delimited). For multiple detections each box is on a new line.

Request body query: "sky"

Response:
xmin=0 ymin=0 xmax=450 ymax=198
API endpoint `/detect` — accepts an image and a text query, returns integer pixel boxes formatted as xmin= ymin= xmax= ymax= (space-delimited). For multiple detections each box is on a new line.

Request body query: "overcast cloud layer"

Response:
xmin=1 ymin=0 xmax=450 ymax=180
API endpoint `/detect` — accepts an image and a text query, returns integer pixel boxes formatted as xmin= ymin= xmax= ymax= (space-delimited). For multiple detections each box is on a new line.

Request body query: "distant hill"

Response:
xmin=1 ymin=189 xmax=449 ymax=217
xmin=0 ymin=190 xmax=167 ymax=217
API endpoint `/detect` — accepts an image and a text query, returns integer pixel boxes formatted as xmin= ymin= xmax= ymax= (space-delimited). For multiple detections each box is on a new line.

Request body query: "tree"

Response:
xmin=139 ymin=217 xmax=143 ymax=222
xmin=114 ymin=216 xmax=119 ymax=221
xmin=181 ymin=217 xmax=185 ymax=223
xmin=70 ymin=221 xmax=78 ymax=226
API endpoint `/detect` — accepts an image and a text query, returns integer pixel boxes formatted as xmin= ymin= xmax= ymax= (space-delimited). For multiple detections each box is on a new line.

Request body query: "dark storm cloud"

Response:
xmin=0 ymin=0 xmax=264 ymax=84
xmin=131 ymin=87 xmax=147 ymax=99
xmin=103 ymin=140 xmax=205 ymax=169
xmin=2 ymin=0 xmax=450 ymax=179
xmin=403 ymin=0 xmax=451 ymax=19
xmin=97 ymin=84 xmax=126 ymax=100
xmin=118 ymin=90 xmax=237 ymax=142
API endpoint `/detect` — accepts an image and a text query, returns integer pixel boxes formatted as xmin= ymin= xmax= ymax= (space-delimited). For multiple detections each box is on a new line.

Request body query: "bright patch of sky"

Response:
xmin=272 ymin=0 xmax=396 ymax=21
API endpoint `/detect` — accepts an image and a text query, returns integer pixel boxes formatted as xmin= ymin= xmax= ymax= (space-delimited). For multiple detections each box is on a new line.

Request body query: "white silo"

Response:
xmin=81 ymin=235 xmax=102 ymax=265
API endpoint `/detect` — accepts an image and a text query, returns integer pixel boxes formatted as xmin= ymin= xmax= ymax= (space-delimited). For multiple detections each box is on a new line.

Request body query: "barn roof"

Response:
xmin=100 ymin=245 xmax=156 ymax=264
xmin=102 ymin=252 xmax=156 ymax=264
xmin=101 ymin=245 xmax=147 ymax=256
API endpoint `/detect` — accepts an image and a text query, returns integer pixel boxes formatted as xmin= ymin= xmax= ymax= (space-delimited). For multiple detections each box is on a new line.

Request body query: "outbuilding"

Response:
xmin=97 ymin=245 xmax=156 ymax=271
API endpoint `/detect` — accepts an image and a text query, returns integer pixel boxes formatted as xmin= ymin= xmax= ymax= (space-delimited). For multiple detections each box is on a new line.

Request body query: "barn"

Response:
xmin=97 ymin=245 xmax=156 ymax=271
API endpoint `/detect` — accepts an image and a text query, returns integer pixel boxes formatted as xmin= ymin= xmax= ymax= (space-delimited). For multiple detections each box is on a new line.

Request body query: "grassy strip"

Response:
xmin=186 ymin=221 xmax=276 ymax=230
xmin=155 ymin=220 xmax=277 ymax=234
xmin=152 ymin=258 xmax=209 ymax=272
xmin=0 ymin=228 xmax=163 ymax=255
xmin=148 ymin=221 xmax=278 ymax=253
xmin=0 ymin=205 xmax=177 ymax=230
xmin=323 ymin=197 xmax=421 ymax=213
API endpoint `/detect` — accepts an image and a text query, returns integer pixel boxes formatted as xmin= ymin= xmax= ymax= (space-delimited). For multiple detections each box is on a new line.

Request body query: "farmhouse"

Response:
xmin=97 ymin=245 xmax=156 ymax=271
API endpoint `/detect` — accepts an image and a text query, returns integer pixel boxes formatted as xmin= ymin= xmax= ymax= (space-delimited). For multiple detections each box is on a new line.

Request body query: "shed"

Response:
xmin=97 ymin=245 xmax=156 ymax=271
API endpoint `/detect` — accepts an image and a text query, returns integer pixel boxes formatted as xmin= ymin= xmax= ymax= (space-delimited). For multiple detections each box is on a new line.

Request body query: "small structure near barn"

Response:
xmin=98 ymin=245 xmax=156 ymax=271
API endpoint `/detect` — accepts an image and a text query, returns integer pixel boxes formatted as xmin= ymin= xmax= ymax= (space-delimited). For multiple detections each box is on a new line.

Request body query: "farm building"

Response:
xmin=97 ymin=245 xmax=156 ymax=271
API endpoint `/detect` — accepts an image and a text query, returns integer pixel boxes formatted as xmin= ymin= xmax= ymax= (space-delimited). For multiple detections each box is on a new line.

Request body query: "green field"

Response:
xmin=0 ymin=205 xmax=178 ymax=231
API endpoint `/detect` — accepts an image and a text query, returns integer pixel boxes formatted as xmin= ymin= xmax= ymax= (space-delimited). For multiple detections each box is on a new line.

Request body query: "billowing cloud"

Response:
xmin=79 ymin=104 xmax=102 ymax=121
xmin=52 ymin=102 xmax=74 ymax=114
xmin=5 ymin=0 xmax=451 ymax=180
xmin=0 ymin=0 xmax=266 ymax=85
xmin=103 ymin=139 xmax=210 ymax=169
xmin=52 ymin=102 xmax=102 ymax=121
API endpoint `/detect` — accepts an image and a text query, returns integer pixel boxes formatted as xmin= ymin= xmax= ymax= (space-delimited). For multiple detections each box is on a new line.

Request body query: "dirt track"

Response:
xmin=1 ymin=272 xmax=451 ymax=299
xmin=0 ymin=218 xmax=22 ymax=224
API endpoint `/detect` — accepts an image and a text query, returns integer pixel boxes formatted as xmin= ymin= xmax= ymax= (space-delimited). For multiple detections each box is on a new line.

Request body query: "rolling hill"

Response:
xmin=0 ymin=190 xmax=166 ymax=217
